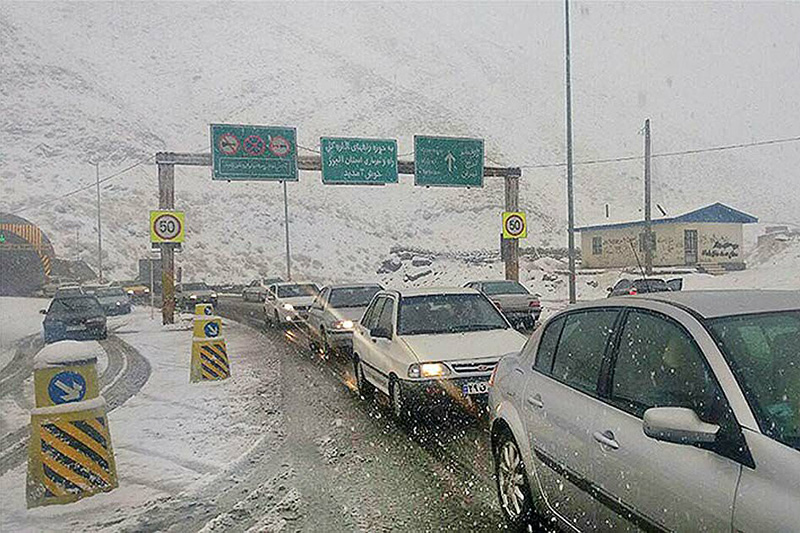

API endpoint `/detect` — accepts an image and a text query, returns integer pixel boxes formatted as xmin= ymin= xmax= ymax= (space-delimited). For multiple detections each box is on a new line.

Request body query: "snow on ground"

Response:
xmin=0 ymin=307 xmax=279 ymax=532
xmin=0 ymin=297 xmax=47 ymax=372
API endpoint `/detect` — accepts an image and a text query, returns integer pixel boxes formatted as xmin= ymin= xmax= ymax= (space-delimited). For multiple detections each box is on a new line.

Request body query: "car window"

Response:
xmin=376 ymin=298 xmax=395 ymax=335
xmin=362 ymin=297 xmax=386 ymax=330
xmin=329 ymin=286 xmax=382 ymax=308
xmin=551 ymin=310 xmax=619 ymax=395
xmin=611 ymin=310 xmax=721 ymax=422
xmin=276 ymin=284 xmax=319 ymax=298
xmin=708 ymin=311 xmax=800 ymax=451
xmin=482 ymin=281 xmax=529 ymax=296
xmin=534 ymin=315 xmax=565 ymax=373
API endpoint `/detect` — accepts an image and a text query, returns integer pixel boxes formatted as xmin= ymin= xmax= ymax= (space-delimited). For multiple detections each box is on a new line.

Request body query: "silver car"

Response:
xmin=307 ymin=283 xmax=382 ymax=356
xmin=488 ymin=290 xmax=800 ymax=532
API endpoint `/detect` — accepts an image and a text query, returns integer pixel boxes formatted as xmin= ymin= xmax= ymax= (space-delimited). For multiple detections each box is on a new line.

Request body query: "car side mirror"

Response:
xmin=643 ymin=407 xmax=719 ymax=445
xmin=370 ymin=326 xmax=391 ymax=340
xmin=40 ymin=309 xmax=47 ymax=315
xmin=606 ymin=287 xmax=614 ymax=293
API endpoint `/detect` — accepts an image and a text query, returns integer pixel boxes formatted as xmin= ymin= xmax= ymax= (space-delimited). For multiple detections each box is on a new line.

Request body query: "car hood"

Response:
xmin=279 ymin=296 xmax=317 ymax=307
xmin=400 ymin=328 xmax=527 ymax=363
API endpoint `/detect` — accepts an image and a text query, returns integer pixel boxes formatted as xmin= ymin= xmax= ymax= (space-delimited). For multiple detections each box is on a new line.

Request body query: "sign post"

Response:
xmin=320 ymin=137 xmax=398 ymax=185
xmin=210 ymin=124 xmax=298 ymax=181
xmin=414 ymin=136 xmax=484 ymax=188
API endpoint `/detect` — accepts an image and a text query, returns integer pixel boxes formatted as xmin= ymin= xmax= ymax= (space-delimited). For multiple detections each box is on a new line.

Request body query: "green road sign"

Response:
xmin=320 ymin=137 xmax=398 ymax=185
xmin=414 ymin=135 xmax=484 ymax=188
xmin=210 ymin=124 xmax=298 ymax=181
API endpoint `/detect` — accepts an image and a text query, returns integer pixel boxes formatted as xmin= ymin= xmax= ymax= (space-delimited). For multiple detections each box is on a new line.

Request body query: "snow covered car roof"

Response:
xmin=391 ymin=287 xmax=481 ymax=298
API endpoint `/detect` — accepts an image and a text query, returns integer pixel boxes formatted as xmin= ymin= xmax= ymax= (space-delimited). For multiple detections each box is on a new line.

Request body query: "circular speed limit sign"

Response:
xmin=502 ymin=211 xmax=527 ymax=239
xmin=150 ymin=211 xmax=185 ymax=243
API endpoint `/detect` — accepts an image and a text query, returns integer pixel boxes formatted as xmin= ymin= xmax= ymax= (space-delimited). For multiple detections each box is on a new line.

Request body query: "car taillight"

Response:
xmin=628 ymin=288 xmax=638 ymax=295
xmin=529 ymin=300 xmax=540 ymax=308
xmin=488 ymin=365 xmax=499 ymax=387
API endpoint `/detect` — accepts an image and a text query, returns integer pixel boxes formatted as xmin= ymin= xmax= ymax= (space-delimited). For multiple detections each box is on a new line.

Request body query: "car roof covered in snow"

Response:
xmin=327 ymin=283 xmax=383 ymax=290
xmin=389 ymin=287 xmax=480 ymax=298
xmin=606 ymin=290 xmax=800 ymax=319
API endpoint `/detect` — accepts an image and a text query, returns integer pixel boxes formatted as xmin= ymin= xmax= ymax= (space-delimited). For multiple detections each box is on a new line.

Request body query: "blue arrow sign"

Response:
xmin=204 ymin=322 xmax=220 ymax=338
xmin=48 ymin=371 xmax=86 ymax=405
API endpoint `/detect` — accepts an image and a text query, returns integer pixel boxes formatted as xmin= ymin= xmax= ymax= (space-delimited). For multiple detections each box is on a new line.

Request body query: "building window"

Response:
xmin=592 ymin=236 xmax=603 ymax=255
xmin=639 ymin=232 xmax=656 ymax=253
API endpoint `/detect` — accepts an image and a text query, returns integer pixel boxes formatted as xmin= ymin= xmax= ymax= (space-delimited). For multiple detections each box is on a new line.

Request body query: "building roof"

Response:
xmin=576 ymin=202 xmax=758 ymax=232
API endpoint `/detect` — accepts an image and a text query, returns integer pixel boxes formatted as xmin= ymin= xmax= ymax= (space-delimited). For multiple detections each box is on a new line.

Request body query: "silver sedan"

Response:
xmin=488 ymin=290 xmax=800 ymax=532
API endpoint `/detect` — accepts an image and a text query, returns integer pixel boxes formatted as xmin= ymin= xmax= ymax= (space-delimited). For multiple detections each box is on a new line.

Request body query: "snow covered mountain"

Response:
xmin=2 ymin=2 xmax=799 ymax=283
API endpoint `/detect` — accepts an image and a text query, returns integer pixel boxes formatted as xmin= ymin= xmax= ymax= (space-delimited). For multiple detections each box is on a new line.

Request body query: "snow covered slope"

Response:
xmin=1 ymin=2 xmax=799 ymax=283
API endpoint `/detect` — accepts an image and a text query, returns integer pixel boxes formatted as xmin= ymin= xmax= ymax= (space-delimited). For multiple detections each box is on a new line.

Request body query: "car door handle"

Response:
xmin=526 ymin=395 xmax=544 ymax=409
xmin=592 ymin=430 xmax=620 ymax=450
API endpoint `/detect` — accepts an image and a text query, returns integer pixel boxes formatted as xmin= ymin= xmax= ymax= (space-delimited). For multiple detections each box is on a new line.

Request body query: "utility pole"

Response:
xmin=504 ymin=174 xmax=520 ymax=281
xmin=283 ymin=180 xmax=292 ymax=281
xmin=95 ymin=162 xmax=103 ymax=282
xmin=644 ymin=118 xmax=653 ymax=275
xmin=157 ymin=157 xmax=176 ymax=324
xmin=564 ymin=0 xmax=577 ymax=304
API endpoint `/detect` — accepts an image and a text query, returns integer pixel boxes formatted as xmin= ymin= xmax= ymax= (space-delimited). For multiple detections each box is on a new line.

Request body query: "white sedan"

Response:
xmin=263 ymin=282 xmax=320 ymax=326
xmin=351 ymin=287 xmax=527 ymax=421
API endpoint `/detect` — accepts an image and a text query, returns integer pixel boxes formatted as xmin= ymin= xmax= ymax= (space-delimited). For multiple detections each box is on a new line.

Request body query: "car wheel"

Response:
xmin=354 ymin=357 xmax=374 ymax=398
xmin=494 ymin=429 xmax=538 ymax=531
xmin=389 ymin=376 xmax=413 ymax=424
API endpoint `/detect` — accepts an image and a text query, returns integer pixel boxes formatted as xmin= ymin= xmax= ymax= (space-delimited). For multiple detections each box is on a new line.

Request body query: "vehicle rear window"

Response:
xmin=329 ymin=286 xmax=382 ymax=308
xmin=633 ymin=279 xmax=669 ymax=292
xmin=482 ymin=281 xmax=529 ymax=296
xmin=551 ymin=310 xmax=619 ymax=395
xmin=708 ymin=311 xmax=800 ymax=452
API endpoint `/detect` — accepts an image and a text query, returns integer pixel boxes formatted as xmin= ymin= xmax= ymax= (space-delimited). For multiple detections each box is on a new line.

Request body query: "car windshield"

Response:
xmin=481 ymin=281 xmax=529 ymax=296
xmin=48 ymin=297 xmax=101 ymax=314
xmin=182 ymin=283 xmax=209 ymax=291
xmin=329 ymin=286 xmax=381 ymax=308
xmin=707 ymin=311 xmax=800 ymax=451
xmin=397 ymin=294 xmax=508 ymax=335
xmin=633 ymin=279 xmax=670 ymax=292
xmin=277 ymin=284 xmax=319 ymax=298
xmin=96 ymin=288 xmax=125 ymax=297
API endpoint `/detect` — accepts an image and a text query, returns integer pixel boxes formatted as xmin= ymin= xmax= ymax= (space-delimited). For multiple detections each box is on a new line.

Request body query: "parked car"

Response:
xmin=176 ymin=282 xmax=218 ymax=310
xmin=242 ymin=277 xmax=284 ymax=302
xmin=53 ymin=285 xmax=84 ymax=298
xmin=94 ymin=286 xmax=132 ymax=315
xmin=488 ymin=290 xmax=800 ymax=532
xmin=41 ymin=294 xmax=108 ymax=344
xmin=263 ymin=282 xmax=320 ymax=326
xmin=607 ymin=277 xmax=682 ymax=297
xmin=307 ymin=283 xmax=383 ymax=356
xmin=352 ymin=287 xmax=527 ymax=421
xmin=465 ymin=280 xmax=541 ymax=329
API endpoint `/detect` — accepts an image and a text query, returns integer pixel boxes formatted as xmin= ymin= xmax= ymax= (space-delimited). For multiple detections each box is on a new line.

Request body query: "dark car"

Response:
xmin=607 ymin=277 xmax=682 ymax=297
xmin=465 ymin=280 xmax=541 ymax=329
xmin=42 ymin=295 xmax=108 ymax=344
xmin=176 ymin=282 xmax=218 ymax=310
xmin=94 ymin=287 xmax=132 ymax=315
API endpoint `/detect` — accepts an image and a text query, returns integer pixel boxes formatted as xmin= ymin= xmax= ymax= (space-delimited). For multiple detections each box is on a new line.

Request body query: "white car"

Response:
xmin=263 ymin=281 xmax=320 ymax=326
xmin=242 ymin=277 xmax=284 ymax=302
xmin=307 ymin=283 xmax=383 ymax=356
xmin=351 ymin=287 xmax=527 ymax=420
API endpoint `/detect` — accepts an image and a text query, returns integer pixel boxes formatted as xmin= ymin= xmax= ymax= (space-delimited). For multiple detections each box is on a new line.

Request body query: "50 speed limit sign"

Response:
xmin=150 ymin=210 xmax=186 ymax=243
xmin=502 ymin=211 xmax=527 ymax=239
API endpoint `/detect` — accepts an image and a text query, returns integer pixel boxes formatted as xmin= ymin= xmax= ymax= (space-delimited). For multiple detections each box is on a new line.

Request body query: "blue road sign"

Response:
xmin=204 ymin=306 xmax=213 ymax=316
xmin=204 ymin=322 xmax=220 ymax=338
xmin=48 ymin=371 xmax=86 ymax=405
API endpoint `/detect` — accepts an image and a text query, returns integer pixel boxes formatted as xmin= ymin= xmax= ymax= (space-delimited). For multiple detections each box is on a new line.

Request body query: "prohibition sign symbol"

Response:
xmin=243 ymin=135 xmax=267 ymax=156
xmin=218 ymin=133 xmax=240 ymax=155
xmin=504 ymin=214 xmax=525 ymax=238
xmin=269 ymin=135 xmax=291 ymax=157
xmin=153 ymin=213 xmax=182 ymax=241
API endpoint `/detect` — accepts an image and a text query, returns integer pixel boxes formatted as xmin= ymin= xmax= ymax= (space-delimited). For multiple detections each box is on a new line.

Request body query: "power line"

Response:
xmin=519 ymin=134 xmax=800 ymax=169
xmin=10 ymin=155 xmax=154 ymax=215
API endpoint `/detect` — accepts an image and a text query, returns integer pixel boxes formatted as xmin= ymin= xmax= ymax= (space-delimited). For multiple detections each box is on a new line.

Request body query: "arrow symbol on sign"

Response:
xmin=55 ymin=379 xmax=83 ymax=401
xmin=445 ymin=152 xmax=455 ymax=173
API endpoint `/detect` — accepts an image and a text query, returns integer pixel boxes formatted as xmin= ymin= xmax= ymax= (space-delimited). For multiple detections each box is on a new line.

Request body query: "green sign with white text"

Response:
xmin=320 ymin=137 xmax=398 ymax=185
xmin=210 ymin=124 xmax=298 ymax=181
xmin=414 ymin=136 xmax=484 ymax=188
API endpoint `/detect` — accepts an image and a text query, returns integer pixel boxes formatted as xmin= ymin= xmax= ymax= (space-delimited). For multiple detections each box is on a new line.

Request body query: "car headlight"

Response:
xmin=408 ymin=362 xmax=450 ymax=379
xmin=282 ymin=303 xmax=294 ymax=311
xmin=211 ymin=293 xmax=218 ymax=298
xmin=127 ymin=290 xmax=134 ymax=295
xmin=190 ymin=294 xmax=197 ymax=299
xmin=332 ymin=319 xmax=354 ymax=330
xmin=115 ymin=301 xmax=121 ymax=306
xmin=144 ymin=288 xmax=150 ymax=294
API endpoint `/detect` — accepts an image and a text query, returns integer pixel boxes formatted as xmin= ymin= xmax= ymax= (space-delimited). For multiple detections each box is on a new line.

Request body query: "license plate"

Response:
xmin=462 ymin=381 xmax=489 ymax=395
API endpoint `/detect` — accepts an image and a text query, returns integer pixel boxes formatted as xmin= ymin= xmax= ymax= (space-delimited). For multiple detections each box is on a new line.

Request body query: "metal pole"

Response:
xmin=149 ymin=257 xmax=155 ymax=320
xmin=95 ymin=162 xmax=103 ymax=282
xmin=644 ymin=118 xmax=653 ymax=275
xmin=565 ymin=0 xmax=577 ymax=304
xmin=283 ymin=180 xmax=292 ymax=281
xmin=504 ymin=174 xmax=520 ymax=281
xmin=157 ymin=158 xmax=175 ymax=324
